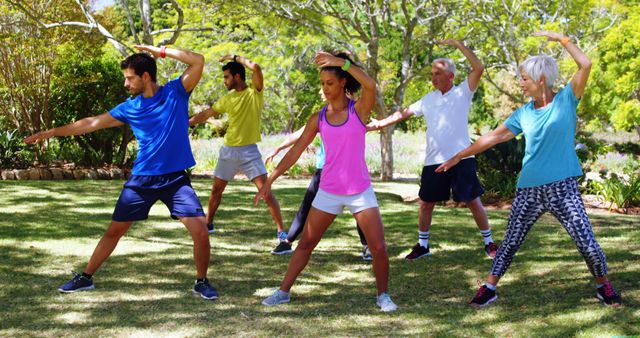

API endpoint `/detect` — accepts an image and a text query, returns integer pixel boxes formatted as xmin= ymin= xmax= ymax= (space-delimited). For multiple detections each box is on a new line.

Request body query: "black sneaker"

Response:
xmin=485 ymin=242 xmax=498 ymax=259
xmin=271 ymin=241 xmax=293 ymax=255
xmin=469 ymin=285 xmax=498 ymax=308
xmin=361 ymin=245 xmax=373 ymax=262
xmin=597 ymin=281 xmax=622 ymax=307
xmin=58 ymin=272 xmax=95 ymax=293
xmin=405 ymin=243 xmax=430 ymax=260
xmin=193 ymin=278 xmax=219 ymax=300
xmin=206 ymin=222 xmax=215 ymax=234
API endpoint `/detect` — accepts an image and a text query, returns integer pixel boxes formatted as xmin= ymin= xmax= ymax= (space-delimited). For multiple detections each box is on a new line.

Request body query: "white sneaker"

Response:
xmin=262 ymin=289 xmax=290 ymax=306
xmin=376 ymin=292 xmax=398 ymax=312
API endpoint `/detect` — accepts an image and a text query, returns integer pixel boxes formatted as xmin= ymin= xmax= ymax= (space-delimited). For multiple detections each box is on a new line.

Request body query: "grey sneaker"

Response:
xmin=262 ymin=289 xmax=290 ymax=306
xmin=361 ymin=245 xmax=373 ymax=261
xmin=376 ymin=292 xmax=398 ymax=312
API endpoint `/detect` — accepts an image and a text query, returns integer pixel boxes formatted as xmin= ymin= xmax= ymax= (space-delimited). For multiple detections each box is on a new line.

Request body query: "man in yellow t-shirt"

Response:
xmin=190 ymin=54 xmax=285 ymax=242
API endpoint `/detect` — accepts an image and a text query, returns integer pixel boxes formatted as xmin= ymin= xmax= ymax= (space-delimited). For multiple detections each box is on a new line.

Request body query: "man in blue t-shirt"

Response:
xmin=25 ymin=45 xmax=218 ymax=300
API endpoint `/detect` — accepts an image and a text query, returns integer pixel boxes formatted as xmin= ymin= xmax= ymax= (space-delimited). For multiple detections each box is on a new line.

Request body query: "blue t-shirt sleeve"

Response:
xmin=167 ymin=76 xmax=190 ymax=98
xmin=109 ymin=101 xmax=130 ymax=124
xmin=504 ymin=107 xmax=523 ymax=135
xmin=558 ymin=82 xmax=579 ymax=116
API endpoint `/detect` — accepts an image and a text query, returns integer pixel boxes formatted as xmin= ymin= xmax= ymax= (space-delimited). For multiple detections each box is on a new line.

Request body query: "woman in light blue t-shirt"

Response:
xmin=437 ymin=31 xmax=621 ymax=308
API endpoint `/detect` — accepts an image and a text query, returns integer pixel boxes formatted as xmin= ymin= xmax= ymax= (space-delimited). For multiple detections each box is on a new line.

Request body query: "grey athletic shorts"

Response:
xmin=214 ymin=144 xmax=267 ymax=181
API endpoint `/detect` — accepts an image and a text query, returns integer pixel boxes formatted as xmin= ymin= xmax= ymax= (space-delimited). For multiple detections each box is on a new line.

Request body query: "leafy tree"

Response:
xmin=582 ymin=4 xmax=640 ymax=137
xmin=238 ymin=0 xmax=455 ymax=180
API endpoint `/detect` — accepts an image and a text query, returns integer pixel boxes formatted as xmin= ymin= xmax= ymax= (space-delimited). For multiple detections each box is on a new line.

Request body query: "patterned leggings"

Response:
xmin=490 ymin=177 xmax=608 ymax=277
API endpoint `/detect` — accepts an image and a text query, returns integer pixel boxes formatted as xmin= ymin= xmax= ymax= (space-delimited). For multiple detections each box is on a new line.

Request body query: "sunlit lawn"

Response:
xmin=0 ymin=179 xmax=638 ymax=337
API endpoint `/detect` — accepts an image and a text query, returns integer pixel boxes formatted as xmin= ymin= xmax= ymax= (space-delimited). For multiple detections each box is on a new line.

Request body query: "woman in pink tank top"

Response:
xmin=255 ymin=52 xmax=397 ymax=311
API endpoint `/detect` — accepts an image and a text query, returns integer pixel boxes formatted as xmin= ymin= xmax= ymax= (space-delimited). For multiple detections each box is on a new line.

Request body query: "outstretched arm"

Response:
xmin=264 ymin=125 xmax=306 ymax=165
xmin=189 ymin=107 xmax=220 ymax=126
xmin=533 ymin=31 xmax=591 ymax=98
xmin=220 ymin=54 xmax=263 ymax=92
xmin=437 ymin=39 xmax=484 ymax=91
xmin=435 ymin=124 xmax=515 ymax=173
xmin=134 ymin=45 xmax=205 ymax=93
xmin=254 ymin=115 xmax=319 ymax=205
xmin=24 ymin=113 xmax=124 ymax=144
xmin=315 ymin=52 xmax=377 ymax=122
xmin=366 ymin=108 xmax=414 ymax=131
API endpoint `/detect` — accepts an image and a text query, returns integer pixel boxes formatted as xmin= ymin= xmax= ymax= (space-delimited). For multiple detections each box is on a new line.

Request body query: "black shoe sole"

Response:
xmin=405 ymin=252 xmax=431 ymax=261
xmin=596 ymin=294 xmax=622 ymax=307
xmin=271 ymin=250 xmax=293 ymax=255
xmin=469 ymin=295 xmax=497 ymax=308
xmin=193 ymin=290 xmax=219 ymax=300
xmin=58 ymin=285 xmax=95 ymax=293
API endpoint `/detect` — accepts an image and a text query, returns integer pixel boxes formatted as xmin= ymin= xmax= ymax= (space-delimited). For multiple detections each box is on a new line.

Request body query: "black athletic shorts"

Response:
xmin=418 ymin=158 xmax=484 ymax=203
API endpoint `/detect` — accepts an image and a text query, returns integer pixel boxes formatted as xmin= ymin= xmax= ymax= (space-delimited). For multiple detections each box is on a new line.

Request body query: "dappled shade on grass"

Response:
xmin=0 ymin=179 xmax=638 ymax=336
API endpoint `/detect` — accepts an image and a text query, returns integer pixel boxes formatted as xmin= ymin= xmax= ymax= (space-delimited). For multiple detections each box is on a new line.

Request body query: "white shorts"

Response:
xmin=311 ymin=186 xmax=379 ymax=215
xmin=214 ymin=144 xmax=267 ymax=181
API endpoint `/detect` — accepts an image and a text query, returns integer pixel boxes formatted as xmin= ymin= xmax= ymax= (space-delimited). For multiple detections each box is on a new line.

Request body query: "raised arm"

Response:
xmin=189 ymin=107 xmax=220 ymax=126
xmin=24 ymin=112 xmax=123 ymax=144
xmin=254 ymin=115 xmax=319 ymax=205
xmin=220 ymin=54 xmax=263 ymax=92
xmin=435 ymin=124 xmax=515 ymax=173
xmin=264 ymin=125 xmax=306 ymax=165
xmin=437 ymin=39 xmax=484 ymax=91
xmin=367 ymin=107 xmax=414 ymax=131
xmin=315 ymin=52 xmax=377 ymax=122
xmin=134 ymin=45 xmax=205 ymax=93
xmin=533 ymin=31 xmax=592 ymax=98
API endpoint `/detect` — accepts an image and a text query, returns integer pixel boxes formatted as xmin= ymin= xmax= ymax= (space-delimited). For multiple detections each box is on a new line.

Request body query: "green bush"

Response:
xmin=589 ymin=173 xmax=640 ymax=213
xmin=476 ymin=136 xmax=525 ymax=199
xmin=50 ymin=51 xmax=130 ymax=166
xmin=0 ymin=129 xmax=33 ymax=168
xmin=287 ymin=163 xmax=303 ymax=178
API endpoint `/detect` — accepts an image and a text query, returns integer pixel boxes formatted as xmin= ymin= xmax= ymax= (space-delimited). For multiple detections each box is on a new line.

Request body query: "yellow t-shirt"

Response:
xmin=212 ymin=87 xmax=263 ymax=146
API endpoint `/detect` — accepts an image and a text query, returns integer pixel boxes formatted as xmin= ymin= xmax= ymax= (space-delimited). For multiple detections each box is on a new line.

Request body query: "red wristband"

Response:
xmin=159 ymin=46 xmax=166 ymax=58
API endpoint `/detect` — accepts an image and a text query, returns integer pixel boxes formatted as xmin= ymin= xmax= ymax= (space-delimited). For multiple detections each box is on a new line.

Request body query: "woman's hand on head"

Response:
xmin=315 ymin=52 xmax=343 ymax=68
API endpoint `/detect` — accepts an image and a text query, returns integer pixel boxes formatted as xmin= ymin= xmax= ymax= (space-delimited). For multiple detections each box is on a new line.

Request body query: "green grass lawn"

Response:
xmin=0 ymin=179 xmax=638 ymax=337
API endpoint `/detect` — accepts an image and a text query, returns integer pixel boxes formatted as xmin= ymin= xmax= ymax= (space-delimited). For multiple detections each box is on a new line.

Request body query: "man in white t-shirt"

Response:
xmin=369 ymin=39 xmax=497 ymax=260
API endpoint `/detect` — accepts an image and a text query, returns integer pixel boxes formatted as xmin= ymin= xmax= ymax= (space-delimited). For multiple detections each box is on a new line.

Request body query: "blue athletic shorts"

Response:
xmin=419 ymin=158 xmax=484 ymax=203
xmin=112 ymin=171 xmax=205 ymax=221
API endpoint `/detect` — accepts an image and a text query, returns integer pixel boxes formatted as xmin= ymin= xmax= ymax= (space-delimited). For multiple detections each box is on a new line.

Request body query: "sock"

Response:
xmin=480 ymin=229 xmax=494 ymax=245
xmin=278 ymin=289 xmax=290 ymax=296
xmin=419 ymin=231 xmax=430 ymax=248
xmin=484 ymin=282 xmax=497 ymax=291
xmin=196 ymin=278 xmax=206 ymax=283
xmin=82 ymin=272 xmax=92 ymax=279
xmin=596 ymin=283 xmax=604 ymax=288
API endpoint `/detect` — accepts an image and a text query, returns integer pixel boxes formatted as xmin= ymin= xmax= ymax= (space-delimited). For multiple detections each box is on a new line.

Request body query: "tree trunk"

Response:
xmin=116 ymin=126 xmax=134 ymax=166
xmin=379 ymin=126 xmax=394 ymax=181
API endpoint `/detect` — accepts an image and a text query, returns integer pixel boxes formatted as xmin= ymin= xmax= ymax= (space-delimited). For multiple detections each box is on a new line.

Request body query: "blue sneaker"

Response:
xmin=58 ymin=272 xmax=95 ymax=293
xmin=193 ymin=278 xmax=219 ymax=300
xmin=277 ymin=231 xmax=288 ymax=242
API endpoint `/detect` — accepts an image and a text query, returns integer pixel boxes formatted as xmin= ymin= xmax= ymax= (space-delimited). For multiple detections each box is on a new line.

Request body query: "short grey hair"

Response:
xmin=432 ymin=58 xmax=456 ymax=77
xmin=519 ymin=55 xmax=558 ymax=88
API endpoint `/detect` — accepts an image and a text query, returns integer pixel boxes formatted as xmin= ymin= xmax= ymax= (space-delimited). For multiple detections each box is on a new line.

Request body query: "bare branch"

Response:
xmin=119 ymin=0 xmax=140 ymax=45
xmin=7 ymin=0 xmax=132 ymax=56
xmin=157 ymin=0 xmax=184 ymax=46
